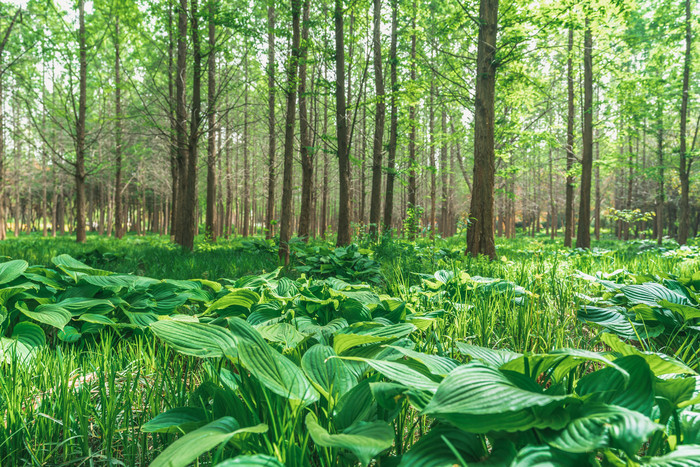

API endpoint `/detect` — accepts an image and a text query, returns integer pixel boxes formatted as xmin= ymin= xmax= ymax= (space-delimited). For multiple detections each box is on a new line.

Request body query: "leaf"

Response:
xmin=510 ymin=445 xmax=593 ymax=466
xmin=602 ymin=333 xmax=695 ymax=376
xmin=337 ymin=357 xmax=440 ymax=392
xmin=216 ymin=455 xmax=284 ymax=466
xmin=11 ymin=321 xmax=46 ymax=348
xmin=206 ymin=288 xmax=260 ymax=316
xmin=622 ymin=283 xmax=689 ymax=306
xmin=638 ymin=445 xmax=700 ymax=466
xmin=141 ymin=407 xmax=208 ymax=434
xmin=18 ymin=303 xmax=72 ymax=329
xmin=150 ymin=417 xmax=267 ymax=467
xmin=0 ymin=259 xmax=28 ymax=284
xmin=150 ymin=320 xmax=238 ymax=358
xmin=541 ymin=403 xmax=661 ymax=455
xmin=456 ymin=342 xmax=522 ymax=367
xmin=58 ymin=326 xmax=82 ymax=343
xmin=301 ymin=344 xmax=355 ymax=400
xmin=305 ymin=413 xmax=393 ymax=466
xmin=384 ymin=346 xmax=460 ymax=376
xmin=423 ymin=362 xmax=572 ymax=432
xmin=398 ymin=423 xmax=486 ymax=466
xmin=52 ymin=254 xmax=113 ymax=281
xmin=258 ymin=323 xmax=306 ymax=350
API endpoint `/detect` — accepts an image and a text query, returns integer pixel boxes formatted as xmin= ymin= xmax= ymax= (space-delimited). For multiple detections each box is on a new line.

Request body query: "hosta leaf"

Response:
xmin=638 ymin=445 xmax=700 ymax=466
xmin=56 ymin=297 xmax=115 ymax=315
xmin=58 ymin=326 xmax=82 ymax=343
xmin=510 ymin=445 xmax=594 ymax=466
xmin=18 ymin=303 xmax=72 ymax=329
xmin=423 ymin=362 xmax=572 ymax=432
xmin=52 ymin=254 xmax=113 ymax=281
xmin=541 ymin=403 xmax=661 ymax=455
xmin=602 ymin=333 xmax=695 ymax=376
xmin=338 ymin=357 xmax=439 ymax=391
xmin=0 ymin=259 xmax=28 ymax=284
xmin=398 ymin=423 xmax=486 ymax=467
xmin=141 ymin=407 xmax=208 ymax=434
xmin=150 ymin=320 xmax=237 ymax=358
xmin=150 ymin=417 xmax=267 ymax=467
xmin=456 ymin=342 xmax=522 ymax=367
xmin=305 ymin=413 xmax=393 ymax=466
xmin=206 ymin=288 xmax=260 ymax=316
xmin=216 ymin=455 xmax=284 ymax=466
xmin=384 ymin=346 xmax=460 ymax=376
xmin=578 ymin=305 xmax=657 ymax=340
xmin=333 ymin=333 xmax=389 ymax=355
xmin=622 ymin=283 xmax=689 ymax=306
xmin=257 ymin=323 xmax=306 ymax=350
xmin=301 ymin=344 xmax=355 ymax=400
xmin=79 ymin=313 xmax=116 ymax=325
xmin=11 ymin=321 xmax=45 ymax=348
xmin=502 ymin=348 xmax=628 ymax=383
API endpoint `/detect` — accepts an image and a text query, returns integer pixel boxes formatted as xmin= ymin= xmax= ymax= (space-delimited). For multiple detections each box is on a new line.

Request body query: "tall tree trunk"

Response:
xmin=321 ymin=69 xmax=329 ymax=238
xmin=656 ymin=106 xmax=664 ymax=245
xmin=242 ymin=45 xmax=251 ymax=237
xmin=407 ymin=0 xmax=417 ymax=239
xmin=265 ymin=1 xmax=276 ymax=239
xmin=335 ymin=0 xmax=352 ymax=246
xmin=368 ymin=0 xmax=385 ymax=239
xmin=466 ymin=0 xmax=498 ymax=259
xmin=678 ymin=0 xmax=692 ymax=245
xmin=575 ymin=17 xmax=593 ymax=249
xmin=114 ymin=15 xmax=125 ymax=239
xmin=440 ymin=109 xmax=448 ymax=236
xmin=564 ymin=27 xmax=575 ymax=247
xmin=429 ymin=80 xmax=436 ymax=238
xmin=279 ymin=0 xmax=301 ymax=263
xmin=174 ymin=0 xmax=188 ymax=245
xmin=75 ymin=0 xmax=88 ymax=243
xmin=205 ymin=1 xmax=217 ymax=241
xmin=383 ymin=0 xmax=398 ymax=231
xmin=298 ymin=0 xmax=313 ymax=240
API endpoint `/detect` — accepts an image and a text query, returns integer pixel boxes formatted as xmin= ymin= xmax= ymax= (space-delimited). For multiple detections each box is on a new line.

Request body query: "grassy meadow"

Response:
xmin=2 ymin=232 xmax=700 ymax=466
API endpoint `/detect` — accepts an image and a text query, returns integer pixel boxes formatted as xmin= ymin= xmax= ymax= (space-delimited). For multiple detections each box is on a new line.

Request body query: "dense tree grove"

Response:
xmin=0 ymin=0 xmax=697 ymax=255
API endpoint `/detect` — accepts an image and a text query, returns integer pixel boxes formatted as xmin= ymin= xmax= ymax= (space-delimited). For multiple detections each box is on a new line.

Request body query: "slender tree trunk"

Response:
xmin=369 ymin=0 xmax=385 ymax=239
xmin=298 ymin=0 xmax=313 ymax=240
xmin=335 ymin=0 xmax=352 ymax=246
xmin=407 ymin=0 xmax=417 ymax=239
xmin=205 ymin=1 xmax=217 ymax=241
xmin=279 ymin=0 xmax=301 ymax=262
xmin=429 ymin=80 xmax=436 ymax=238
xmin=575 ymin=17 xmax=593 ymax=249
xmin=440 ymin=109 xmax=448 ymax=236
xmin=383 ymin=0 xmax=398 ymax=231
xmin=656 ymin=107 xmax=664 ymax=245
xmin=321 ymin=71 xmax=329 ymax=238
xmin=465 ymin=0 xmax=498 ymax=259
xmin=114 ymin=15 xmax=125 ymax=239
xmin=75 ymin=0 xmax=88 ymax=243
xmin=242 ymin=45 xmax=251 ymax=237
xmin=678 ymin=0 xmax=692 ymax=245
xmin=174 ymin=0 xmax=188 ymax=245
xmin=265 ymin=2 xmax=276 ymax=239
xmin=564 ymin=27 xmax=575 ymax=247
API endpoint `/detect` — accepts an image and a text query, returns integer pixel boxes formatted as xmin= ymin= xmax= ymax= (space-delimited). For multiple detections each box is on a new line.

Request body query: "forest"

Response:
xmin=0 ymin=0 xmax=699 ymax=465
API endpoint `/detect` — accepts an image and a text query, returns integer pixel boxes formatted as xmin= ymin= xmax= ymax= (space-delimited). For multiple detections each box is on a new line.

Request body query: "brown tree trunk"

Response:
xmin=465 ymin=0 xmax=498 ymax=259
xmin=279 ymin=0 xmax=301 ymax=262
xmin=114 ymin=15 xmax=125 ymax=239
xmin=383 ymin=0 xmax=398 ymax=232
xmin=656 ymin=106 xmax=664 ymax=245
xmin=174 ymin=0 xmax=188 ymax=245
xmin=407 ymin=0 xmax=417 ymax=240
xmin=242 ymin=44 xmax=251 ymax=237
xmin=75 ymin=0 xmax=87 ymax=243
xmin=335 ymin=0 xmax=352 ymax=246
xmin=265 ymin=1 xmax=276 ymax=239
xmin=368 ymin=0 xmax=385 ymax=239
xmin=678 ymin=0 xmax=691 ymax=245
xmin=205 ymin=1 xmax=217 ymax=241
xmin=440 ymin=109 xmax=448 ymax=236
xmin=575 ymin=17 xmax=593 ymax=249
xmin=564 ymin=28 xmax=575 ymax=247
xmin=298 ymin=0 xmax=313 ymax=240
xmin=429 ymin=80 xmax=436 ymax=238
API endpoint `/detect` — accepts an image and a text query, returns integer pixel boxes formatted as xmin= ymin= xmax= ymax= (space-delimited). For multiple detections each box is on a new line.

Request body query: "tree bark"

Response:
xmin=575 ymin=17 xmax=593 ymax=249
xmin=114 ymin=15 xmax=125 ymax=239
xmin=407 ymin=0 xmax=417 ymax=239
xmin=678 ymin=0 xmax=692 ymax=245
xmin=205 ymin=0 xmax=217 ymax=241
xmin=656 ymin=105 xmax=664 ymax=245
xmin=465 ymin=0 xmax=498 ymax=259
xmin=298 ymin=0 xmax=313 ymax=240
xmin=75 ymin=0 xmax=88 ymax=243
xmin=564 ymin=27 xmax=575 ymax=247
xmin=368 ymin=0 xmax=385 ymax=239
xmin=382 ymin=0 xmax=398 ymax=231
xmin=265 ymin=1 xmax=276 ymax=239
xmin=335 ymin=0 xmax=352 ymax=246
xmin=279 ymin=0 xmax=301 ymax=263
xmin=174 ymin=0 xmax=188 ymax=245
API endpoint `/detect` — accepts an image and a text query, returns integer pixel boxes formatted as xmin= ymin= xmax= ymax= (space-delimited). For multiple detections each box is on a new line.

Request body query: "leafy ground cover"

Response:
xmin=2 ymin=233 xmax=700 ymax=465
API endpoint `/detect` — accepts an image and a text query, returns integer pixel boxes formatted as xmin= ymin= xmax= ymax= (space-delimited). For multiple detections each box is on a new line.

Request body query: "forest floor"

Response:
xmin=2 ymin=232 xmax=700 ymax=466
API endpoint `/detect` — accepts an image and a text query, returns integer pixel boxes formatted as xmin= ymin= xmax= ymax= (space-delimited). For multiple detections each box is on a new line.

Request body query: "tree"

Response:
xmin=368 ymin=0 xmax=385 ymax=239
xmin=265 ymin=0 xmax=276 ymax=240
xmin=466 ymin=0 xmax=498 ymax=259
xmin=278 ymin=0 xmax=301 ymax=263
xmin=383 ymin=0 xmax=398 ymax=231
xmin=298 ymin=0 xmax=313 ymax=240
xmin=75 ymin=0 xmax=88 ymax=243
xmin=564 ymin=27 xmax=575 ymax=247
xmin=678 ymin=0 xmax=692 ymax=245
xmin=575 ymin=16 xmax=593 ymax=249
xmin=205 ymin=0 xmax=217 ymax=241
xmin=335 ymin=0 xmax=351 ymax=246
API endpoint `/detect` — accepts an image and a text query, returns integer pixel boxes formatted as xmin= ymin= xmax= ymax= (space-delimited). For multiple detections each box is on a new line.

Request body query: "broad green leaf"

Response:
xmin=11 ymin=321 xmax=45 ymax=348
xmin=510 ymin=445 xmax=593 ymax=466
xmin=18 ymin=303 xmax=72 ymax=329
xmin=58 ymin=326 xmax=82 ymax=343
xmin=206 ymin=288 xmax=260 ymax=316
xmin=337 ymin=357 xmax=439 ymax=391
xmin=622 ymin=283 xmax=689 ymax=306
xmin=141 ymin=407 xmax=208 ymax=434
xmin=384 ymin=346 xmax=459 ymax=376
xmin=398 ymin=423 xmax=486 ymax=466
xmin=301 ymin=344 xmax=355 ymax=400
xmin=150 ymin=320 xmax=237 ymax=358
xmin=52 ymin=254 xmax=113 ymax=281
xmin=333 ymin=333 xmax=388 ymax=355
xmin=216 ymin=455 xmax=284 ymax=466
xmin=79 ymin=313 xmax=116 ymax=325
xmin=258 ymin=323 xmax=306 ymax=350
xmin=456 ymin=342 xmax=522 ymax=367
xmin=602 ymin=333 xmax=695 ymax=376
xmin=0 ymin=259 xmax=28 ymax=284
xmin=150 ymin=417 xmax=267 ymax=467
xmin=306 ymin=413 xmax=393 ymax=466
xmin=502 ymin=348 xmax=628 ymax=383
xmin=638 ymin=445 xmax=700 ymax=466
xmin=541 ymin=403 xmax=661 ymax=455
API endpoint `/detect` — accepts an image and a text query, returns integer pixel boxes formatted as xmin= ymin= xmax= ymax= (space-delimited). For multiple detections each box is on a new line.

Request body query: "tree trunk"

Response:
xmin=564 ymin=27 xmax=575 ymax=247
xmin=465 ymin=0 xmax=498 ymax=259
xmin=279 ymin=0 xmax=301 ymax=263
xmin=678 ymin=0 xmax=691 ymax=245
xmin=368 ymin=0 xmax=385 ymax=238
xmin=114 ymin=15 xmax=125 ymax=239
xmin=265 ymin=1 xmax=276 ymax=239
xmin=298 ymin=0 xmax=313 ymax=240
xmin=575 ymin=17 xmax=593 ymax=249
xmin=242 ymin=44 xmax=251 ymax=237
xmin=656 ymin=106 xmax=664 ymax=245
xmin=335 ymin=0 xmax=352 ymax=246
xmin=174 ymin=0 xmax=189 ymax=245
xmin=383 ymin=0 xmax=398 ymax=232
xmin=440 ymin=109 xmax=448 ymax=236
xmin=407 ymin=0 xmax=417 ymax=239
xmin=205 ymin=0 xmax=217 ymax=241
xmin=75 ymin=0 xmax=88 ymax=243
xmin=429 ymin=80 xmax=436 ymax=238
